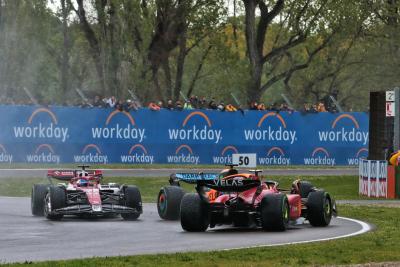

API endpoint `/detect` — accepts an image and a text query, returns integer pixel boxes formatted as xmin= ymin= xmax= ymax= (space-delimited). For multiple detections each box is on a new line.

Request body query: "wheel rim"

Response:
xmin=283 ymin=201 xmax=289 ymax=223
xmin=324 ymin=197 xmax=331 ymax=220
xmin=158 ymin=192 xmax=167 ymax=214
xmin=44 ymin=193 xmax=51 ymax=216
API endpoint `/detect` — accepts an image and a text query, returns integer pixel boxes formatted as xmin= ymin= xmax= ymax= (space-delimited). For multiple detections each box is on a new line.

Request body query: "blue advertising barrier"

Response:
xmin=0 ymin=105 xmax=369 ymax=165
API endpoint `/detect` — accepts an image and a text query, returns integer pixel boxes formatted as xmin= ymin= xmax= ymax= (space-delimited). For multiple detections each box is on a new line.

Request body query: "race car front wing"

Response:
xmin=52 ymin=204 xmax=141 ymax=215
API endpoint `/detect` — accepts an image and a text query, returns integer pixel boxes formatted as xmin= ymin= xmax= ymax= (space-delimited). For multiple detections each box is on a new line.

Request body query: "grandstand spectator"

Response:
xmin=257 ymin=103 xmax=266 ymax=110
xmin=317 ymin=102 xmax=327 ymax=112
xmin=269 ymin=102 xmax=280 ymax=112
xmin=184 ymin=100 xmax=194 ymax=110
xmin=157 ymin=100 xmax=164 ymax=109
xmin=148 ymin=101 xmax=161 ymax=111
xmin=225 ymin=104 xmax=237 ymax=112
xmin=166 ymin=99 xmax=174 ymax=110
xmin=217 ymin=101 xmax=225 ymax=111
xmin=280 ymin=103 xmax=294 ymax=113
xmin=126 ymin=99 xmax=140 ymax=111
xmin=198 ymin=96 xmax=207 ymax=109
xmin=310 ymin=104 xmax=318 ymax=113
xmin=175 ymin=100 xmax=183 ymax=110
xmin=189 ymin=95 xmax=199 ymax=109
xmin=208 ymin=99 xmax=218 ymax=110
xmin=92 ymin=95 xmax=105 ymax=108
xmin=105 ymin=96 xmax=116 ymax=108
xmin=249 ymin=102 xmax=258 ymax=110
xmin=115 ymin=99 xmax=125 ymax=111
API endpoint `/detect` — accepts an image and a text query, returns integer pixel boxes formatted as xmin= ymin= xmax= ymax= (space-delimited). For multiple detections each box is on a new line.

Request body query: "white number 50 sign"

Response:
xmin=232 ymin=154 xmax=257 ymax=168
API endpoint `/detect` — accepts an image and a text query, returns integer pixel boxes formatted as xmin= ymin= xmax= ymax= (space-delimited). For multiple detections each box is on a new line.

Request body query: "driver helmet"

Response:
xmin=219 ymin=168 xmax=238 ymax=178
xmin=78 ymin=171 xmax=89 ymax=177
xmin=77 ymin=178 xmax=88 ymax=187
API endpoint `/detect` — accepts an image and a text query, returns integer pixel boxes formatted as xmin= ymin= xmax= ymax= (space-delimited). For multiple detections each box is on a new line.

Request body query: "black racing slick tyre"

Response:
xmin=260 ymin=194 xmax=289 ymax=231
xmin=31 ymin=184 xmax=48 ymax=216
xmin=298 ymin=181 xmax=315 ymax=198
xmin=157 ymin=186 xmax=186 ymax=220
xmin=180 ymin=193 xmax=209 ymax=232
xmin=44 ymin=186 xmax=66 ymax=220
xmin=306 ymin=190 xmax=332 ymax=227
xmin=121 ymin=186 xmax=142 ymax=220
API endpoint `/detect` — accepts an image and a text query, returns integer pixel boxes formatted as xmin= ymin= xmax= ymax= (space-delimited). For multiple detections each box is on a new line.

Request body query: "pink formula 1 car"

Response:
xmin=31 ymin=166 xmax=142 ymax=221
xmin=180 ymin=169 xmax=337 ymax=232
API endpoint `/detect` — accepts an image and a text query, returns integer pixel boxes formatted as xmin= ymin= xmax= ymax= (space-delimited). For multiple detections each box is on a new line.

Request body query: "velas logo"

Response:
xmin=73 ymin=144 xmax=108 ymax=164
xmin=168 ymin=111 xmax=222 ymax=144
xmin=347 ymin=148 xmax=368 ymax=165
xmin=167 ymin=144 xmax=199 ymax=164
xmin=243 ymin=112 xmax=297 ymax=144
xmin=26 ymin=144 xmax=60 ymax=164
xmin=13 ymin=108 xmax=69 ymax=142
xmin=258 ymin=146 xmax=291 ymax=165
xmin=318 ymin=114 xmax=368 ymax=145
xmin=0 ymin=144 xmax=13 ymax=163
xmin=91 ymin=110 xmax=146 ymax=143
xmin=303 ymin=147 xmax=335 ymax=166
xmin=212 ymin=145 xmax=239 ymax=164
xmin=120 ymin=144 xmax=154 ymax=164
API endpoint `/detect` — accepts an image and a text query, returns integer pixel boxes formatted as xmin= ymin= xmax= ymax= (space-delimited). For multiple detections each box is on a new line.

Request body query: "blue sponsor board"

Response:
xmin=0 ymin=105 xmax=369 ymax=165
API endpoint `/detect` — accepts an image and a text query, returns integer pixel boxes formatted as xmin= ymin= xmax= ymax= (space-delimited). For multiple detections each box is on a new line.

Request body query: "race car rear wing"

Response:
xmin=197 ymin=178 xmax=261 ymax=192
xmin=169 ymin=173 xmax=218 ymax=185
xmin=47 ymin=170 xmax=103 ymax=181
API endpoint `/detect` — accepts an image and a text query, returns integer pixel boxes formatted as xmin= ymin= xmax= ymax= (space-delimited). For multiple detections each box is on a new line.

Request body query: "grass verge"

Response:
xmin=3 ymin=205 xmax=400 ymax=267
xmin=0 ymin=175 xmax=361 ymax=201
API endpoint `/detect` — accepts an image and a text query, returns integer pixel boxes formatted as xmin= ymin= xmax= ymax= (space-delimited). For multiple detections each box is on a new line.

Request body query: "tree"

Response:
xmin=242 ymin=0 xmax=338 ymax=103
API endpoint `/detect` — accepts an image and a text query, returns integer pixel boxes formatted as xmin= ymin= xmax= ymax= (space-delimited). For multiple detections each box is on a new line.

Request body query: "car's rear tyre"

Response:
xmin=31 ymin=184 xmax=48 ymax=216
xmin=307 ymin=190 xmax=332 ymax=227
xmin=180 ymin=193 xmax=209 ymax=232
xmin=44 ymin=186 xmax=66 ymax=220
xmin=260 ymin=194 xmax=289 ymax=231
xmin=157 ymin=186 xmax=186 ymax=220
xmin=121 ymin=186 xmax=142 ymax=220
xmin=298 ymin=181 xmax=315 ymax=198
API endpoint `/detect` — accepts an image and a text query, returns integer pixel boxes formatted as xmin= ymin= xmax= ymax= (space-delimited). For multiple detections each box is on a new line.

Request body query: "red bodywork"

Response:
xmin=210 ymin=173 xmax=302 ymax=220
xmin=47 ymin=170 xmax=103 ymax=205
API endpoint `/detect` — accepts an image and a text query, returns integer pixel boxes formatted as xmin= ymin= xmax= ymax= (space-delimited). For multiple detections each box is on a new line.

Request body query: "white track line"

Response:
xmin=222 ymin=216 xmax=372 ymax=251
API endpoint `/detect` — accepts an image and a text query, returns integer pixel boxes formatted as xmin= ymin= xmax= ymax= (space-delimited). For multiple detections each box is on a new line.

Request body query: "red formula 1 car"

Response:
xmin=31 ymin=166 xmax=142 ymax=221
xmin=179 ymin=167 xmax=337 ymax=232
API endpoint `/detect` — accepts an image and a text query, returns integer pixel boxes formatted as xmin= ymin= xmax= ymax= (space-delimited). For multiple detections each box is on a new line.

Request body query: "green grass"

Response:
xmin=3 ymin=205 xmax=400 ymax=267
xmin=0 ymin=175 xmax=360 ymax=201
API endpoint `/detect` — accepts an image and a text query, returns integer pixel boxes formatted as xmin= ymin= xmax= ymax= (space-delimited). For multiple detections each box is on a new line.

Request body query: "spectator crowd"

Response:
xmin=0 ymin=94 xmax=341 ymax=113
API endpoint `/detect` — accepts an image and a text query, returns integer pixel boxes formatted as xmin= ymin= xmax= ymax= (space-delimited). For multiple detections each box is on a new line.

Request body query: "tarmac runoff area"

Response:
xmin=0 ymin=167 xmax=358 ymax=178
xmin=0 ymin=197 xmax=371 ymax=264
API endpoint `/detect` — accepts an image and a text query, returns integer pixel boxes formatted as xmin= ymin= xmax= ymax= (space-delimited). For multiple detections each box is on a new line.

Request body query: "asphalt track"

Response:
xmin=0 ymin=167 xmax=358 ymax=178
xmin=0 ymin=197 xmax=371 ymax=263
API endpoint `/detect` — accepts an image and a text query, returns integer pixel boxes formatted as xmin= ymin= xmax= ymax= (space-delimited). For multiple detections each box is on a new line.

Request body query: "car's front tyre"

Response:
xmin=31 ymin=184 xmax=48 ymax=216
xmin=44 ymin=186 xmax=66 ymax=220
xmin=306 ymin=190 xmax=332 ymax=227
xmin=157 ymin=186 xmax=186 ymax=220
xmin=121 ymin=186 xmax=142 ymax=220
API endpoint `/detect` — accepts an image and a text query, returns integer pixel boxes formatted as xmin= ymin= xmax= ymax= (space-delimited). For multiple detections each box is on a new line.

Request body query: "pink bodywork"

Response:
xmin=47 ymin=170 xmax=103 ymax=205
xmin=70 ymin=178 xmax=102 ymax=205
xmin=213 ymin=175 xmax=302 ymax=219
